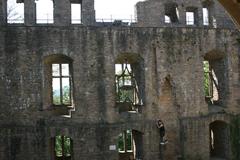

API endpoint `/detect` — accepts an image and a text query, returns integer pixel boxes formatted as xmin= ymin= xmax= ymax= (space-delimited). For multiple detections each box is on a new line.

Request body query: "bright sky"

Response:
xmin=95 ymin=0 xmax=144 ymax=20
xmin=7 ymin=0 xmax=145 ymax=23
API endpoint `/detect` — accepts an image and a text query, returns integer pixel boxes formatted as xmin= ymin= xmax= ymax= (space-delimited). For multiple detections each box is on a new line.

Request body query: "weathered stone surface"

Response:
xmin=0 ymin=0 xmax=239 ymax=160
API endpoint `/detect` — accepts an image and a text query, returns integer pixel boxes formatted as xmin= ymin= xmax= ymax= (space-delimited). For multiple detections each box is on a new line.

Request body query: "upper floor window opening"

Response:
xmin=164 ymin=3 xmax=179 ymax=23
xmin=164 ymin=15 xmax=171 ymax=23
xmin=35 ymin=0 xmax=54 ymax=24
xmin=7 ymin=0 xmax=24 ymax=23
xmin=71 ymin=3 xmax=81 ymax=24
xmin=95 ymin=0 xmax=143 ymax=23
xmin=186 ymin=7 xmax=198 ymax=25
xmin=186 ymin=11 xmax=194 ymax=25
xmin=203 ymin=8 xmax=209 ymax=25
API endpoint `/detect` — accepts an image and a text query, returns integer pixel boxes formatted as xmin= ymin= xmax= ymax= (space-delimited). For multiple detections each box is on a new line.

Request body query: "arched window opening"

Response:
xmin=7 ymin=0 xmax=24 ymax=23
xmin=203 ymin=60 xmax=219 ymax=104
xmin=115 ymin=55 xmax=144 ymax=113
xmin=203 ymin=51 xmax=226 ymax=106
xmin=115 ymin=61 xmax=139 ymax=105
xmin=118 ymin=130 xmax=143 ymax=160
xmin=35 ymin=0 xmax=54 ymax=24
xmin=52 ymin=135 xmax=73 ymax=160
xmin=43 ymin=55 xmax=74 ymax=116
xmin=209 ymin=121 xmax=230 ymax=159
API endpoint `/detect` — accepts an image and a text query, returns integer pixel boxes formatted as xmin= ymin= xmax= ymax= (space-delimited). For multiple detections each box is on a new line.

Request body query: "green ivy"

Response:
xmin=203 ymin=61 xmax=210 ymax=96
xmin=55 ymin=135 xmax=72 ymax=157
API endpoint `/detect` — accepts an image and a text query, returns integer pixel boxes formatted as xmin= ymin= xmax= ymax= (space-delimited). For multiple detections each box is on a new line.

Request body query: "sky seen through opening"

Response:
xmin=7 ymin=0 xmax=145 ymax=23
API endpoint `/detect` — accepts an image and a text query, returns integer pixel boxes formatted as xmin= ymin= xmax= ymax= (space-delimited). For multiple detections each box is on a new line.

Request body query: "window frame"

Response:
xmin=202 ymin=7 xmax=210 ymax=26
xmin=36 ymin=0 xmax=54 ymax=24
xmin=186 ymin=11 xmax=195 ymax=25
xmin=164 ymin=3 xmax=179 ymax=24
xmin=115 ymin=62 xmax=140 ymax=106
xmin=118 ymin=130 xmax=133 ymax=153
xmin=7 ymin=0 xmax=24 ymax=24
xmin=53 ymin=135 xmax=73 ymax=160
xmin=71 ymin=3 xmax=82 ymax=24
xmin=51 ymin=63 xmax=72 ymax=106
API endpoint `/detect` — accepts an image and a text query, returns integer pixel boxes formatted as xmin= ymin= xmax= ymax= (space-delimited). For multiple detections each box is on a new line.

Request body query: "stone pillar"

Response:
xmin=54 ymin=0 xmax=71 ymax=25
xmin=0 ymin=0 xmax=7 ymax=25
xmin=24 ymin=0 xmax=36 ymax=25
xmin=178 ymin=6 xmax=186 ymax=26
xmin=81 ymin=0 xmax=95 ymax=25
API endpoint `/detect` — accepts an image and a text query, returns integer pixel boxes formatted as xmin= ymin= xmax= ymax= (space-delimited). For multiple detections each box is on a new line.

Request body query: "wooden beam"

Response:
xmin=218 ymin=0 xmax=240 ymax=29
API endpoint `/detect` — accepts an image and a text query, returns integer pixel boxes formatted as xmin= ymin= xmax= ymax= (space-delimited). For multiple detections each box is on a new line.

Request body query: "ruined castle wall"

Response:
xmin=136 ymin=0 xmax=235 ymax=28
xmin=0 ymin=26 xmax=239 ymax=160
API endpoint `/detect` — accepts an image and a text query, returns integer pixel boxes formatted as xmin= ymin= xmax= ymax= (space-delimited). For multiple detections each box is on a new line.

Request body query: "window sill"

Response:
xmin=116 ymin=102 xmax=142 ymax=113
xmin=51 ymin=105 xmax=74 ymax=116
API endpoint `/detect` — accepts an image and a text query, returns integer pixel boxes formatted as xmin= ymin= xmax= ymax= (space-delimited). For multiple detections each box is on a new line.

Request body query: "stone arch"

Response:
xmin=204 ymin=49 xmax=226 ymax=60
xmin=43 ymin=54 xmax=73 ymax=64
xmin=209 ymin=120 xmax=231 ymax=159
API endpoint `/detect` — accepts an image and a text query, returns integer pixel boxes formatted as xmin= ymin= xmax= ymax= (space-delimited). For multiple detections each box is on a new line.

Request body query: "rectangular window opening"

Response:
xmin=71 ymin=3 xmax=81 ymax=24
xmin=118 ymin=130 xmax=133 ymax=153
xmin=54 ymin=136 xmax=73 ymax=159
xmin=186 ymin=11 xmax=194 ymax=25
xmin=164 ymin=15 xmax=171 ymax=23
xmin=118 ymin=132 xmax=125 ymax=152
xmin=203 ymin=8 xmax=209 ymax=25
xmin=7 ymin=0 xmax=24 ymax=23
xmin=164 ymin=4 xmax=179 ymax=23
xmin=36 ymin=0 xmax=54 ymax=24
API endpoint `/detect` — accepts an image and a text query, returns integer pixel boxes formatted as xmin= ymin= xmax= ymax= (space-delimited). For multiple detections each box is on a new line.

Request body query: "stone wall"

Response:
xmin=0 ymin=26 xmax=239 ymax=159
xmin=136 ymin=0 xmax=235 ymax=28
xmin=0 ymin=0 xmax=240 ymax=160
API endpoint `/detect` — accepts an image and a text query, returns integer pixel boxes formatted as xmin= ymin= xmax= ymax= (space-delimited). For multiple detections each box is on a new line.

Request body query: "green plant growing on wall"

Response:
xmin=118 ymin=130 xmax=133 ymax=152
xmin=55 ymin=135 xmax=72 ymax=157
xmin=203 ymin=61 xmax=211 ymax=97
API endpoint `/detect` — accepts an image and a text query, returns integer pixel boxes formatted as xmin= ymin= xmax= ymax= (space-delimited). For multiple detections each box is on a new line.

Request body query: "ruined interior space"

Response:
xmin=0 ymin=0 xmax=240 ymax=160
